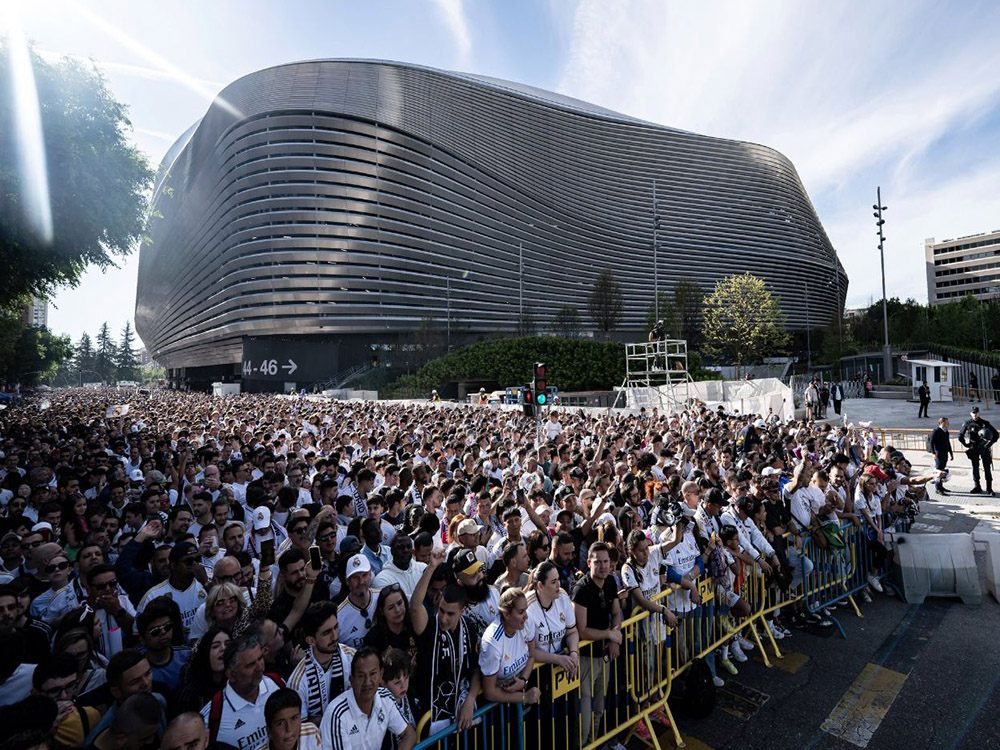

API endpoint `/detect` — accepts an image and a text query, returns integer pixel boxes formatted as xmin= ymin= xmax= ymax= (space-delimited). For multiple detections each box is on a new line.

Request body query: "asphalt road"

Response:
xmin=641 ymin=396 xmax=1000 ymax=750
xmin=649 ymin=588 xmax=1000 ymax=750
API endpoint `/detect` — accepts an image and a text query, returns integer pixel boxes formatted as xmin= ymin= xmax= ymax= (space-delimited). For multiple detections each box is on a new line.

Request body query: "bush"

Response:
xmin=385 ymin=337 xmax=625 ymax=396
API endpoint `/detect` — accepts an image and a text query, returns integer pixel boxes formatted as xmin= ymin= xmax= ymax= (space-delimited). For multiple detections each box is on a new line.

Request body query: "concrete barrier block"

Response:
xmin=971 ymin=531 xmax=1000 ymax=604
xmin=890 ymin=533 xmax=982 ymax=605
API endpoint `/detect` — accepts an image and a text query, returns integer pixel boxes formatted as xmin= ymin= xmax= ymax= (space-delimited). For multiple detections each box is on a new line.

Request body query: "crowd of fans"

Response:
xmin=0 ymin=388 xmax=937 ymax=750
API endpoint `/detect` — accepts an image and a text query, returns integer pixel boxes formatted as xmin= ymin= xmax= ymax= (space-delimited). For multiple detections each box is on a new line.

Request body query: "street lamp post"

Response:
xmin=874 ymin=187 xmax=891 ymax=381
xmin=653 ymin=179 xmax=660 ymax=322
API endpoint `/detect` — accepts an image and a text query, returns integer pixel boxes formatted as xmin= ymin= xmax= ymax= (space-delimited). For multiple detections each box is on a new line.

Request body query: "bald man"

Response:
xmin=161 ymin=712 xmax=208 ymax=750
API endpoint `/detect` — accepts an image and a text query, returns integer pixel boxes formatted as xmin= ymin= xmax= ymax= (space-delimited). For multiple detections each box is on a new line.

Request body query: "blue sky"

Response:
xmin=9 ymin=0 xmax=1000 ymax=346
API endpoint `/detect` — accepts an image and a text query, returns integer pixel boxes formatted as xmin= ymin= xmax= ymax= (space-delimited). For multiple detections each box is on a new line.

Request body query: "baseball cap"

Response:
xmin=31 ymin=522 xmax=53 ymax=540
xmin=456 ymin=519 xmax=480 ymax=537
xmin=761 ymin=467 xmax=781 ymax=477
xmin=253 ymin=506 xmax=271 ymax=531
xmin=169 ymin=541 xmax=198 ymax=562
xmin=971 ymin=406 xmax=980 ymax=414
xmin=754 ymin=419 xmax=766 ymax=429
xmin=704 ymin=488 xmax=726 ymax=506
xmin=863 ymin=464 xmax=889 ymax=481
xmin=129 ymin=469 xmax=144 ymax=483
xmin=346 ymin=553 xmax=371 ymax=578
xmin=452 ymin=548 xmax=483 ymax=576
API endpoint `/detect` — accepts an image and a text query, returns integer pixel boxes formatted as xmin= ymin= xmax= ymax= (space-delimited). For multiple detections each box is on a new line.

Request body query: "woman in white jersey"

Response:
xmin=524 ymin=562 xmax=580 ymax=750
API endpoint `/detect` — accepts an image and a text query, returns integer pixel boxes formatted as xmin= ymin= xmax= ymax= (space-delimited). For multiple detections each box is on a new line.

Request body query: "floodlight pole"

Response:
xmin=653 ymin=179 xmax=659 ymax=322
xmin=875 ymin=187 xmax=891 ymax=381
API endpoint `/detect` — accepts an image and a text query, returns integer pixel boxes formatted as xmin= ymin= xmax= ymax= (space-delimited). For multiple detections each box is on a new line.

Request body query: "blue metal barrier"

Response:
xmin=414 ymin=702 xmax=524 ymax=750
xmin=801 ymin=522 xmax=873 ymax=637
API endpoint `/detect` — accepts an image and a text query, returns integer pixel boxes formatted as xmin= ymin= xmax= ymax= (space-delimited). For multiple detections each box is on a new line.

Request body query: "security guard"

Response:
xmin=958 ymin=406 xmax=999 ymax=495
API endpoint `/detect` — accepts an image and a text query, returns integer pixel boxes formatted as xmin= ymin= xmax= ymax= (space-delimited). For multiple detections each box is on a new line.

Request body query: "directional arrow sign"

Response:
xmin=281 ymin=360 xmax=298 ymax=375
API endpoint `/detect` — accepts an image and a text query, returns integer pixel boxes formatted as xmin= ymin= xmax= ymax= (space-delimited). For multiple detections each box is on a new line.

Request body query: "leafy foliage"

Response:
xmin=849 ymin=295 xmax=999 ymax=351
xmin=95 ymin=323 xmax=117 ymax=384
xmin=387 ymin=336 xmax=625 ymax=395
xmin=0 ymin=313 xmax=72 ymax=385
xmin=115 ymin=321 xmax=139 ymax=381
xmin=644 ymin=278 xmax=705 ymax=347
xmin=0 ymin=45 xmax=153 ymax=313
xmin=553 ymin=305 xmax=582 ymax=338
xmin=702 ymin=273 xmax=790 ymax=373
xmin=588 ymin=267 xmax=624 ymax=340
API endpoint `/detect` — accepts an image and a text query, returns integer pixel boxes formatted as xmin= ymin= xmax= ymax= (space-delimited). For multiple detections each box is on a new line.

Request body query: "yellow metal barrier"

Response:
xmin=415 ymin=534 xmax=831 ymax=750
xmin=877 ymin=426 xmax=1000 ymax=460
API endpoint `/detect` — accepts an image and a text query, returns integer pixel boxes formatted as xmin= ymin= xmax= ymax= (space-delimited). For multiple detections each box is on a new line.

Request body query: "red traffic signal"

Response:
xmin=523 ymin=385 xmax=534 ymax=404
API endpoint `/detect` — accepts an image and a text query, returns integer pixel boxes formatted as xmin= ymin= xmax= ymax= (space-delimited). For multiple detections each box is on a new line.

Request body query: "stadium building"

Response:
xmin=135 ymin=59 xmax=847 ymax=392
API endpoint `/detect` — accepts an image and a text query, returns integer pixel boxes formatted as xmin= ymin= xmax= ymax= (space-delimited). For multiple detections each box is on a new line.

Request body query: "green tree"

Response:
xmin=702 ymin=273 xmax=790 ymax=375
xmin=553 ymin=305 xmax=582 ymax=338
xmin=94 ymin=322 xmax=116 ymax=384
xmin=587 ymin=267 xmax=624 ymax=340
xmin=75 ymin=332 xmax=95 ymax=382
xmin=0 ymin=313 xmax=72 ymax=385
xmin=673 ymin=278 xmax=705 ymax=349
xmin=644 ymin=292 xmax=673 ymax=332
xmin=0 ymin=44 xmax=153 ymax=313
xmin=115 ymin=321 xmax=138 ymax=381
xmin=516 ymin=305 xmax=537 ymax=337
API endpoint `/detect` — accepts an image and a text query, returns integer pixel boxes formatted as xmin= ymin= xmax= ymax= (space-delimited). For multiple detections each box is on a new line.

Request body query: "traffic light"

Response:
xmin=522 ymin=384 xmax=534 ymax=416
xmin=533 ymin=362 xmax=547 ymax=405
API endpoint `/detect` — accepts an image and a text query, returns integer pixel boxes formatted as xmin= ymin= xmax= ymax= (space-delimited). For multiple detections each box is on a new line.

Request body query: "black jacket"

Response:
xmin=958 ymin=417 xmax=999 ymax=450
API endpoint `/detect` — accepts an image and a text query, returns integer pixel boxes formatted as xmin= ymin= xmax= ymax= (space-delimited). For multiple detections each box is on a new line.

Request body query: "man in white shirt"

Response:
xmin=137 ymin=542 xmax=207 ymax=637
xmin=202 ymin=631 xmax=281 ymax=750
xmin=320 ymin=647 xmax=415 ymax=750
xmin=371 ymin=535 xmax=426 ymax=601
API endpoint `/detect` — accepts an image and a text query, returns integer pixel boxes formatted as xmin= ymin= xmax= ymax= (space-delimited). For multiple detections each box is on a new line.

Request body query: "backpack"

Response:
xmin=207 ymin=673 xmax=286 ymax=743
xmin=669 ymin=657 xmax=717 ymax=719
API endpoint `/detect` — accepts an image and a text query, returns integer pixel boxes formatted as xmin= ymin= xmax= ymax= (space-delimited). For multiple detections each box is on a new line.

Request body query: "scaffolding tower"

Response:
xmin=613 ymin=339 xmax=694 ymax=411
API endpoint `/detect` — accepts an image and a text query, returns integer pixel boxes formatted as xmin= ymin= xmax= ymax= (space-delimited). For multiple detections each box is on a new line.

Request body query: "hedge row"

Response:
xmin=386 ymin=337 xmax=626 ymax=395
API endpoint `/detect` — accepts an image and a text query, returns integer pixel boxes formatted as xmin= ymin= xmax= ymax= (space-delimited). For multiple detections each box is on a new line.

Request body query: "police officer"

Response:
xmin=958 ymin=406 xmax=999 ymax=495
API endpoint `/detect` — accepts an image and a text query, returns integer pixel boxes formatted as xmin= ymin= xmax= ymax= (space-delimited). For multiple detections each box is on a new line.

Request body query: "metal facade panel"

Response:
xmin=136 ymin=60 xmax=847 ymax=369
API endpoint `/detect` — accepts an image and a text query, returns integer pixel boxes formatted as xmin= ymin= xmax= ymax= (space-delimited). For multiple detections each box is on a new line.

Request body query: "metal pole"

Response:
xmin=876 ymin=186 xmax=891 ymax=381
xmin=653 ymin=179 xmax=659 ymax=322
xmin=805 ymin=279 xmax=812 ymax=374
xmin=519 ymin=242 xmax=523 ymax=326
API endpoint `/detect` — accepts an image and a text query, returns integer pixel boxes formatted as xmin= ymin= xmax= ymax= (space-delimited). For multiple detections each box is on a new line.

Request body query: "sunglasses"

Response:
xmin=289 ymin=526 xmax=308 ymax=535
xmin=21 ymin=540 xmax=43 ymax=550
xmin=146 ymin=622 xmax=173 ymax=638
xmin=317 ymin=533 xmax=336 ymax=543
xmin=46 ymin=560 xmax=70 ymax=574
xmin=91 ymin=578 xmax=119 ymax=590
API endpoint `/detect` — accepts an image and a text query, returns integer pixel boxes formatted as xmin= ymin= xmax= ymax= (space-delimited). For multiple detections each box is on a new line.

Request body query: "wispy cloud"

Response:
xmin=431 ymin=0 xmax=472 ymax=64
xmin=36 ymin=48 xmax=227 ymax=89
xmin=555 ymin=0 xmax=1000 ymax=306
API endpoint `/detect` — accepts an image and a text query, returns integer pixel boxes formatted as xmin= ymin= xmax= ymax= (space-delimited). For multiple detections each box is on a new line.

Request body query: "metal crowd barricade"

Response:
xmin=415 ymin=530 xmax=847 ymax=750
xmin=414 ymin=702 xmax=524 ymax=750
xmin=801 ymin=522 xmax=871 ymax=638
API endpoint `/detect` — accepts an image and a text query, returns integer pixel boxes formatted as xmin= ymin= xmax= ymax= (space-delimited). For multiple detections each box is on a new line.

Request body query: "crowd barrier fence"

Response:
xmin=413 ymin=531 xmax=873 ymax=750
xmin=876 ymin=426 xmax=1000 ymax=461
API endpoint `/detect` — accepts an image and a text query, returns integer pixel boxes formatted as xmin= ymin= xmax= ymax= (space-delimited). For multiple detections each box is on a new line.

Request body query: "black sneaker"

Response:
xmin=971 ymin=487 xmax=984 ymax=494
xmin=805 ymin=612 xmax=822 ymax=624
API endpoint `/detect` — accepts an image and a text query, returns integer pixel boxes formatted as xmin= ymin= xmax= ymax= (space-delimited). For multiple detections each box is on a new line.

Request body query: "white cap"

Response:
xmin=130 ymin=469 xmax=144 ymax=482
xmin=754 ymin=419 xmax=766 ymax=429
xmin=253 ymin=506 xmax=271 ymax=531
xmin=31 ymin=521 xmax=53 ymax=538
xmin=346 ymin=553 xmax=372 ymax=577
xmin=761 ymin=467 xmax=781 ymax=477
